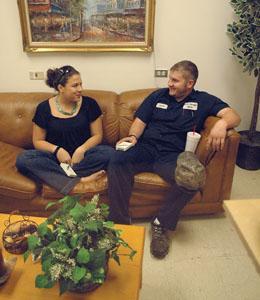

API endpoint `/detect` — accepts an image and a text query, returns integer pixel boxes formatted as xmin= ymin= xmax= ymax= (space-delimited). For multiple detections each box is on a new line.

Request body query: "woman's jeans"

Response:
xmin=16 ymin=145 xmax=115 ymax=195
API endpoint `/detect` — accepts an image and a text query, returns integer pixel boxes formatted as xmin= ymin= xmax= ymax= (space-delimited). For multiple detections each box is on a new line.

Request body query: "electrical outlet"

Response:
xmin=154 ymin=69 xmax=168 ymax=78
xmin=29 ymin=71 xmax=44 ymax=80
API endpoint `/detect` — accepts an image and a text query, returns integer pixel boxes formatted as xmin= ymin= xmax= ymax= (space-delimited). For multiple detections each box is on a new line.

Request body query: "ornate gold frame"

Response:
xmin=17 ymin=0 xmax=155 ymax=53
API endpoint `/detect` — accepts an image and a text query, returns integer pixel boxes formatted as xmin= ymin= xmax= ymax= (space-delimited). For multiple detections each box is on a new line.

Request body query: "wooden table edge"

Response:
xmin=223 ymin=200 xmax=260 ymax=274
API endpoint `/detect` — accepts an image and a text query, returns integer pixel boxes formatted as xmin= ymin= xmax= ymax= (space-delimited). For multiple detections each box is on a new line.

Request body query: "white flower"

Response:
xmin=67 ymin=258 xmax=76 ymax=267
xmin=50 ymin=263 xmax=63 ymax=281
xmin=53 ymin=252 xmax=67 ymax=262
xmin=66 ymin=218 xmax=75 ymax=230
xmin=97 ymin=237 xmax=113 ymax=249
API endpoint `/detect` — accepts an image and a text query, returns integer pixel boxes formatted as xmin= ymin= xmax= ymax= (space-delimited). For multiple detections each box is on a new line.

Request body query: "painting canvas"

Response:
xmin=17 ymin=0 xmax=155 ymax=52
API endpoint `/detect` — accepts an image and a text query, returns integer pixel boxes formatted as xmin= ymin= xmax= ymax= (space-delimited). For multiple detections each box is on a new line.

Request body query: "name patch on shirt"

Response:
xmin=183 ymin=102 xmax=198 ymax=110
xmin=156 ymin=103 xmax=168 ymax=109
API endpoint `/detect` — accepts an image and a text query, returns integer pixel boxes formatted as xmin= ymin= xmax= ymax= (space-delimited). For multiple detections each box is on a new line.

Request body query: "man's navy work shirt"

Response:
xmin=135 ymin=88 xmax=229 ymax=153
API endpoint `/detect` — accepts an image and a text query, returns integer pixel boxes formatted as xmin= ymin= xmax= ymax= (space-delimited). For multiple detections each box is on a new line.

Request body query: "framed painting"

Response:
xmin=17 ymin=0 xmax=155 ymax=53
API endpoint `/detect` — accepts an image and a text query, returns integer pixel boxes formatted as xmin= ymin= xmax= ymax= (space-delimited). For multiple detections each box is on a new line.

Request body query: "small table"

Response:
xmin=0 ymin=213 xmax=145 ymax=300
xmin=223 ymin=199 xmax=260 ymax=273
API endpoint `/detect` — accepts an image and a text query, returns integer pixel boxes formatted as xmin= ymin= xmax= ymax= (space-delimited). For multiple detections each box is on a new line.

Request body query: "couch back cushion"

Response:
xmin=118 ymin=88 xmax=157 ymax=138
xmin=0 ymin=93 xmax=53 ymax=148
xmin=82 ymin=90 xmax=119 ymax=145
xmin=0 ymin=90 xmax=119 ymax=149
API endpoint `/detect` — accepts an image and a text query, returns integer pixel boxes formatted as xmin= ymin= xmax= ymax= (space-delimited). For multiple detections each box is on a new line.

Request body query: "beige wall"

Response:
xmin=0 ymin=0 xmax=258 ymax=131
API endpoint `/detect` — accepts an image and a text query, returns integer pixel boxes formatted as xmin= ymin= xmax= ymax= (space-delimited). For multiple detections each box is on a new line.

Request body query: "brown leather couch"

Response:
xmin=0 ymin=89 xmax=240 ymax=218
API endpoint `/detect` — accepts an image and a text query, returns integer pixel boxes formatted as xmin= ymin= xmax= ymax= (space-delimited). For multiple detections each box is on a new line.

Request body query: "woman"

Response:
xmin=16 ymin=65 xmax=114 ymax=194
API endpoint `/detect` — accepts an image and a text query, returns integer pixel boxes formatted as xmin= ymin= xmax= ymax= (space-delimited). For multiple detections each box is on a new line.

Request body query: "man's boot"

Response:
xmin=150 ymin=218 xmax=169 ymax=259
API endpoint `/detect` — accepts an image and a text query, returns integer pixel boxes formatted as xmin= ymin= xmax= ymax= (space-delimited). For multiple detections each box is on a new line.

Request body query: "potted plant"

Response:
xmin=23 ymin=195 xmax=136 ymax=295
xmin=227 ymin=0 xmax=260 ymax=170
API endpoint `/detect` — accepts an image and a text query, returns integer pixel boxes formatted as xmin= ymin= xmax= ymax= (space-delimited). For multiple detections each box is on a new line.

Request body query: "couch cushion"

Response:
xmin=42 ymin=172 xmax=171 ymax=200
xmin=118 ymin=89 xmax=157 ymax=138
xmin=0 ymin=93 xmax=53 ymax=149
xmin=41 ymin=176 xmax=107 ymax=199
xmin=0 ymin=142 xmax=38 ymax=200
xmin=82 ymin=90 xmax=119 ymax=145
xmin=133 ymin=172 xmax=201 ymax=205
xmin=134 ymin=172 xmax=171 ymax=191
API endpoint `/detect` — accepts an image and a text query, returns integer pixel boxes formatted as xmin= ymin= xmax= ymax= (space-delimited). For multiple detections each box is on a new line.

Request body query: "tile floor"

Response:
xmin=138 ymin=166 xmax=260 ymax=300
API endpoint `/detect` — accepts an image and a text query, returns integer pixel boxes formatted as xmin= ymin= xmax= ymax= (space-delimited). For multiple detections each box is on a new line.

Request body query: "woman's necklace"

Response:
xmin=55 ymin=95 xmax=78 ymax=116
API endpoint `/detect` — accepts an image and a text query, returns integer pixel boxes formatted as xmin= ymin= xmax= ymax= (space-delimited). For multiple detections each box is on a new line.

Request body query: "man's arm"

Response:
xmin=117 ymin=117 xmax=147 ymax=145
xmin=206 ymin=107 xmax=241 ymax=151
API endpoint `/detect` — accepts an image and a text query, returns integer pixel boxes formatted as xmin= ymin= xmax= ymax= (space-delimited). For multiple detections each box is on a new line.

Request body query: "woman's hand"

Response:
xmin=71 ymin=146 xmax=85 ymax=165
xmin=56 ymin=148 xmax=72 ymax=164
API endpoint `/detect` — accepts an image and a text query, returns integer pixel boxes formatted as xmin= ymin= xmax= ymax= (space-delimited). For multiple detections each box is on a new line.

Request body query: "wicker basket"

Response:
xmin=2 ymin=212 xmax=38 ymax=254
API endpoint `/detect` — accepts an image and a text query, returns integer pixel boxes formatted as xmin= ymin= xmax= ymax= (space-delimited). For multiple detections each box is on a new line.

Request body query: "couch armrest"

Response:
xmin=196 ymin=116 xmax=240 ymax=202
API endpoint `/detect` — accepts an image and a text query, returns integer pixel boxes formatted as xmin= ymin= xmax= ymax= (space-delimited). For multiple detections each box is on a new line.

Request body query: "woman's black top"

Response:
xmin=33 ymin=96 xmax=102 ymax=156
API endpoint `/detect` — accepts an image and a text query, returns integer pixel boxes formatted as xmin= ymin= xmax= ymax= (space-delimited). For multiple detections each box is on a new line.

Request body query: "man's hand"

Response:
xmin=116 ymin=117 xmax=146 ymax=147
xmin=206 ymin=119 xmax=227 ymax=151
xmin=116 ymin=135 xmax=138 ymax=147
xmin=56 ymin=148 xmax=72 ymax=164
xmin=71 ymin=146 xmax=85 ymax=165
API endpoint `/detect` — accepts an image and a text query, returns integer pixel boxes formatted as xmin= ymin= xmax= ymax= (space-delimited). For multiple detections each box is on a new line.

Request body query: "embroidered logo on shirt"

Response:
xmin=183 ymin=102 xmax=198 ymax=110
xmin=156 ymin=103 xmax=168 ymax=109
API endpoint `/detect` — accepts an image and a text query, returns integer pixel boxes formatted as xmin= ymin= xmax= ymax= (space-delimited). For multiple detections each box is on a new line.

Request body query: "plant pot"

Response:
xmin=69 ymin=281 xmax=102 ymax=293
xmin=69 ymin=255 xmax=109 ymax=294
xmin=236 ymin=130 xmax=260 ymax=170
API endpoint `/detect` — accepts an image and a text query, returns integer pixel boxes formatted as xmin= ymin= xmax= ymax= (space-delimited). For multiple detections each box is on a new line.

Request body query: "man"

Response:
xmin=107 ymin=60 xmax=241 ymax=259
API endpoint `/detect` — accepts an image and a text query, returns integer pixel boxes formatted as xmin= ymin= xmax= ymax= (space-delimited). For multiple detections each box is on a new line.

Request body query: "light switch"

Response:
xmin=154 ymin=69 xmax=168 ymax=78
xmin=29 ymin=71 xmax=44 ymax=80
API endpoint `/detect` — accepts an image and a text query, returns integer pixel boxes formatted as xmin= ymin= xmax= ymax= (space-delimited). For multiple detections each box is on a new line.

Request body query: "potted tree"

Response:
xmin=23 ymin=195 xmax=136 ymax=295
xmin=227 ymin=0 xmax=260 ymax=170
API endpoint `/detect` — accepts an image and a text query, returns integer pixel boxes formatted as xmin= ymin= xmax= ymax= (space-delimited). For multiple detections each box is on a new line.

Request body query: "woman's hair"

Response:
xmin=45 ymin=65 xmax=80 ymax=91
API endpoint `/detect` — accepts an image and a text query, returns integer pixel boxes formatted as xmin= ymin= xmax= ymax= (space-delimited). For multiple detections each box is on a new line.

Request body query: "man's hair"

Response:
xmin=170 ymin=60 xmax=199 ymax=83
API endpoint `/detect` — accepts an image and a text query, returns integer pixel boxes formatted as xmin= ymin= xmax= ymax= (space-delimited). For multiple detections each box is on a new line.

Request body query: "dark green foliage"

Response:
xmin=227 ymin=0 xmax=260 ymax=138
xmin=227 ymin=0 xmax=260 ymax=75
xmin=24 ymin=195 xmax=136 ymax=295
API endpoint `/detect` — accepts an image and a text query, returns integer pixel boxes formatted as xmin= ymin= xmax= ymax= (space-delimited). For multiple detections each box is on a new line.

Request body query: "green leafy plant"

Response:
xmin=24 ymin=195 xmax=136 ymax=295
xmin=227 ymin=0 xmax=260 ymax=140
